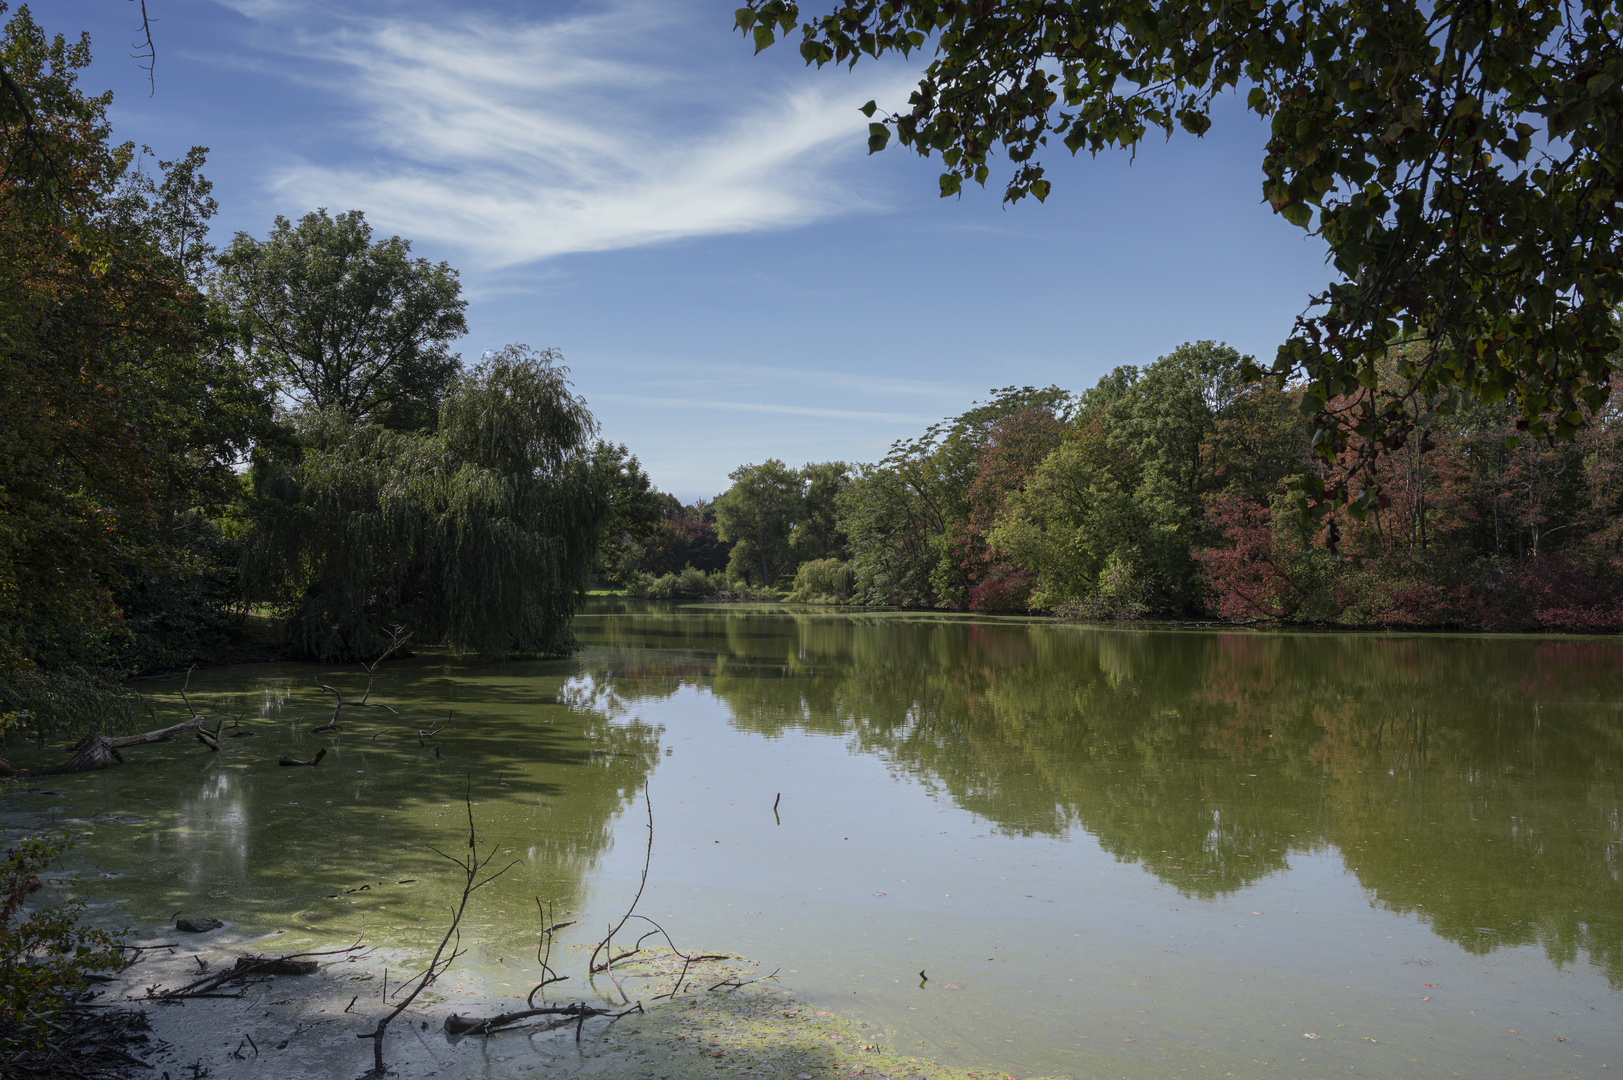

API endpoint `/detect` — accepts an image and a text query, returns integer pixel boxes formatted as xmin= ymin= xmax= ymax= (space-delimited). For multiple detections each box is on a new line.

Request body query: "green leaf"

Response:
xmin=752 ymin=25 xmax=775 ymax=53
xmin=867 ymin=123 xmax=891 ymax=154
xmin=1281 ymin=202 xmax=1313 ymax=229
xmin=734 ymin=8 xmax=757 ymax=30
xmin=860 ymin=99 xmax=878 ymax=118
xmin=1030 ymin=179 xmax=1051 ymax=202
xmin=939 ymin=172 xmax=963 ymax=198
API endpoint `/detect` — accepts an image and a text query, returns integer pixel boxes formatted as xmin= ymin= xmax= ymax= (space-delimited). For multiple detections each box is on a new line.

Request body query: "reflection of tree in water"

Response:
xmin=113 ymin=658 xmax=663 ymax=932
xmin=575 ymin=608 xmax=1623 ymax=987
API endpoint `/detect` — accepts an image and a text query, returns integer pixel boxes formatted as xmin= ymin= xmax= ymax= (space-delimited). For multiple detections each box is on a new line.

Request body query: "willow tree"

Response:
xmin=245 ymin=346 xmax=609 ymax=660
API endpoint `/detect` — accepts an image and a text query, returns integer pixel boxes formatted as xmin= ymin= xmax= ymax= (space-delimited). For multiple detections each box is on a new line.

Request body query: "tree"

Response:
xmin=790 ymin=461 xmax=851 ymax=563
xmin=0 ymin=6 xmax=266 ymax=715
xmin=986 ymin=424 xmax=1144 ymax=611
xmin=838 ymin=385 xmax=1074 ymax=607
xmin=592 ymin=442 xmax=669 ymax=585
xmin=714 ymin=459 xmax=804 ymax=586
xmin=215 ymin=208 xmax=467 ymax=427
xmin=740 ymin=0 xmax=1623 ymax=517
xmin=244 ymin=346 xmax=607 ymax=660
xmin=960 ymin=408 xmax=1066 ymax=611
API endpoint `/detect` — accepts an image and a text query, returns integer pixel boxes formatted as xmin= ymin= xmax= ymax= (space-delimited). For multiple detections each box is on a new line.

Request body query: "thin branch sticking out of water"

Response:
xmin=356 ymin=777 xmax=516 ymax=1076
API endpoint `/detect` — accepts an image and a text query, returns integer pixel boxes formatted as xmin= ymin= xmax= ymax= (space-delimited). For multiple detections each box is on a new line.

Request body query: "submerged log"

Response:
xmin=233 ymin=955 xmax=317 ymax=975
xmin=278 ymin=747 xmax=326 ymax=767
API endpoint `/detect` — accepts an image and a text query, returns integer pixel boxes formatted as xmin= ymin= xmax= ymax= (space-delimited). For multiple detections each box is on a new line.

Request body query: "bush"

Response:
xmin=626 ymin=565 xmax=724 ymax=600
xmin=786 ymin=559 xmax=856 ymax=604
xmin=0 ymin=836 xmax=124 ymax=1052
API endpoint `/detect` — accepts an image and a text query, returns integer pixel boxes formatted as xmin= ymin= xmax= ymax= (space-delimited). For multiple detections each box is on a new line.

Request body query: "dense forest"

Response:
xmin=636 ymin=338 xmax=1623 ymax=632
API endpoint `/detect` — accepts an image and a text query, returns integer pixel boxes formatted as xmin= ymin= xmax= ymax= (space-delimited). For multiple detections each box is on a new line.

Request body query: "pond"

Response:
xmin=4 ymin=601 xmax=1621 ymax=1078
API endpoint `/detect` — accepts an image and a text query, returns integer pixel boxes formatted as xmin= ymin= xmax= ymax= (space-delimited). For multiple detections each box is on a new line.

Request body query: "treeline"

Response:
xmin=0 ymin=11 xmax=659 ymax=739
xmin=662 ymin=338 xmax=1623 ymax=630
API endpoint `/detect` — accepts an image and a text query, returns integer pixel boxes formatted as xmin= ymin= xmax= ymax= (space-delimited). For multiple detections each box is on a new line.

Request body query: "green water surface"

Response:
xmin=3 ymin=602 xmax=1620 ymax=1078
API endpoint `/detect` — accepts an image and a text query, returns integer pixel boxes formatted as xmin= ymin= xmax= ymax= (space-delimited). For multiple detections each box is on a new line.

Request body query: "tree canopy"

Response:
xmin=215 ymin=208 xmax=467 ymax=428
xmin=738 ymin=0 xmax=1623 ymax=518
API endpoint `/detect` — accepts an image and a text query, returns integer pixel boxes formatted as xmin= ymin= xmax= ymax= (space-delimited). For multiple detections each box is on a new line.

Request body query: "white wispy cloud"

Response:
xmin=596 ymin=393 xmax=940 ymax=426
xmin=262 ymin=2 xmax=912 ymax=267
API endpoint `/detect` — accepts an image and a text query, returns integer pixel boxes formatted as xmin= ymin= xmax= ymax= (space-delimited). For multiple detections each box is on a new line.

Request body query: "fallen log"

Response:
xmin=33 ymin=717 xmax=207 ymax=775
xmin=278 ymin=748 xmax=326 ymax=767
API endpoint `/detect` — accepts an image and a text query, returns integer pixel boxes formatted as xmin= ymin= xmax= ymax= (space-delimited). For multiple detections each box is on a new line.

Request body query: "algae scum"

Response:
xmin=5 ymin=601 xmax=1622 ymax=1078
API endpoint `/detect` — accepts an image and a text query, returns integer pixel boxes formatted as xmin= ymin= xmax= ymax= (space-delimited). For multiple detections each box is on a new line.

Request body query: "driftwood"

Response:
xmin=278 ymin=748 xmax=326 ymax=767
xmin=150 ymin=938 xmax=362 ymax=1000
xmin=0 ymin=667 xmax=232 ymax=777
xmin=233 ymin=955 xmax=317 ymax=975
xmin=443 ymin=1000 xmax=639 ymax=1037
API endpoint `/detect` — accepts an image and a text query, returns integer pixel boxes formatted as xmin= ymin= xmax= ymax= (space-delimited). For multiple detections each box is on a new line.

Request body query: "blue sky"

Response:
xmin=73 ymin=0 xmax=1332 ymax=500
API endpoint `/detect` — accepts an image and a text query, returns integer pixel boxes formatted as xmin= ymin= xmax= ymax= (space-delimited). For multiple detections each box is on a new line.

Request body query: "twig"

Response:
xmin=588 ymin=789 xmax=653 ymax=974
xmin=708 ymin=967 xmax=780 ymax=992
xmin=443 ymin=1000 xmax=638 ymax=1037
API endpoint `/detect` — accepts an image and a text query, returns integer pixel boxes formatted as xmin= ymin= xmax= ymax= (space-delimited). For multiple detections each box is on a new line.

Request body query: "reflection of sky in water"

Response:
xmin=7 ymin=606 xmax=1620 ymax=1078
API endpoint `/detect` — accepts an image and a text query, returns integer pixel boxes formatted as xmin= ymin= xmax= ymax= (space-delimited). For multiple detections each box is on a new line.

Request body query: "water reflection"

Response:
xmin=10 ymin=658 xmax=662 ymax=943
xmin=575 ymin=604 xmax=1623 ymax=988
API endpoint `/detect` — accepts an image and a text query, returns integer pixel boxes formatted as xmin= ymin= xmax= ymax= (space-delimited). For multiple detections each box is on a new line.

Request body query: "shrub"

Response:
xmin=1053 ymin=553 xmax=1150 ymax=622
xmin=0 ymin=836 xmax=124 ymax=1052
xmin=627 ymin=565 xmax=724 ymax=600
xmin=967 ymin=561 xmax=1033 ymax=613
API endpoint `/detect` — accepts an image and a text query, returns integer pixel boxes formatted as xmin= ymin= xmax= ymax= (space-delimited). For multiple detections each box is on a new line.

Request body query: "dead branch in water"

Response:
xmin=524 ymin=900 xmax=569 ymax=1008
xmin=310 ymin=628 xmax=408 ymax=734
xmin=446 ymin=795 xmax=734 ymax=1040
xmin=588 ymin=788 xmax=653 ymax=975
xmin=357 ymin=778 xmax=517 ymax=1076
xmin=195 ymin=718 xmax=224 ymax=752
xmin=708 ymin=967 xmax=780 ymax=992
xmin=277 ymin=748 xmax=326 ymax=767
xmin=418 ymin=711 xmax=451 ymax=745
